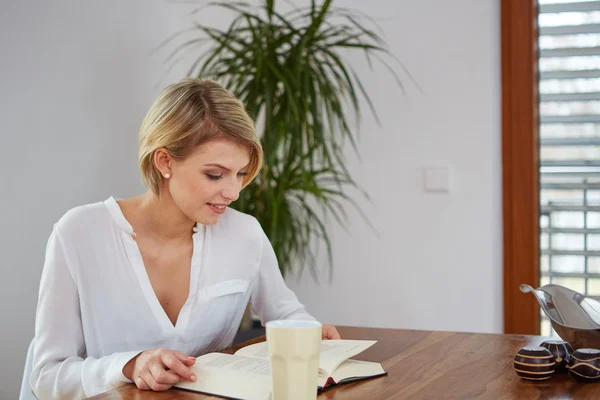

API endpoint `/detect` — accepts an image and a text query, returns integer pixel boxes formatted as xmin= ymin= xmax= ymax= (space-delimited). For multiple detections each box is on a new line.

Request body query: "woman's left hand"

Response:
xmin=322 ymin=324 xmax=341 ymax=340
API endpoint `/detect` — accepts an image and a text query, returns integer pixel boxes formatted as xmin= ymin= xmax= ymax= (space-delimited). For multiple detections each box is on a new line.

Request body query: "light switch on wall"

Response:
xmin=424 ymin=166 xmax=452 ymax=193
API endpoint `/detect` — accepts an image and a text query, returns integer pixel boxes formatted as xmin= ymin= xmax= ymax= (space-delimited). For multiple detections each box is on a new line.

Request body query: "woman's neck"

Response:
xmin=126 ymin=191 xmax=196 ymax=243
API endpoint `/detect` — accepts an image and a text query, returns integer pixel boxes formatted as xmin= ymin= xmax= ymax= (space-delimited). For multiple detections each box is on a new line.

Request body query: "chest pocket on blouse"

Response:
xmin=205 ymin=279 xmax=250 ymax=298
xmin=192 ymin=279 xmax=251 ymax=351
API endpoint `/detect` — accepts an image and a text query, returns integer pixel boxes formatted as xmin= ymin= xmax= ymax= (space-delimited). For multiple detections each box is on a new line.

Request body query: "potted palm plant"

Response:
xmin=165 ymin=0 xmax=402 ymax=281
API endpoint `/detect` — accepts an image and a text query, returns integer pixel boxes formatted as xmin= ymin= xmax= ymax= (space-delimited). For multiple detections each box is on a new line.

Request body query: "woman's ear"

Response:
xmin=154 ymin=148 xmax=172 ymax=178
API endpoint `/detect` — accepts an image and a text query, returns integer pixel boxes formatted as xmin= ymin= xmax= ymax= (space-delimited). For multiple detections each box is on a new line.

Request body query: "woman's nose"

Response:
xmin=222 ymin=180 xmax=241 ymax=201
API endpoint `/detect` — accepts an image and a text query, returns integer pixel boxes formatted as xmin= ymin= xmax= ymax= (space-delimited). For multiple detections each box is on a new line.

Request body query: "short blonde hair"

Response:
xmin=138 ymin=78 xmax=263 ymax=195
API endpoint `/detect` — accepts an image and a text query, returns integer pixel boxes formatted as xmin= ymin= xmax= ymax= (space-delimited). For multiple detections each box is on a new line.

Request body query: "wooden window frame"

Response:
xmin=502 ymin=0 xmax=540 ymax=334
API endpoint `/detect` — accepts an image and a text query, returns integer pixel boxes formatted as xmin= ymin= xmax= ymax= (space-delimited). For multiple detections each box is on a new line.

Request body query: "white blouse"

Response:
xmin=30 ymin=197 xmax=315 ymax=400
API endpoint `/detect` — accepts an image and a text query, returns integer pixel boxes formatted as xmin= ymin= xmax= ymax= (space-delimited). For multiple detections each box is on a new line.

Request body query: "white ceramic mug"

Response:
xmin=266 ymin=320 xmax=322 ymax=400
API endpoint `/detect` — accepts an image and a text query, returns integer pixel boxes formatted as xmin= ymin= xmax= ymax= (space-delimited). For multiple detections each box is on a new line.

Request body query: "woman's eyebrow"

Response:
xmin=203 ymin=163 xmax=231 ymax=172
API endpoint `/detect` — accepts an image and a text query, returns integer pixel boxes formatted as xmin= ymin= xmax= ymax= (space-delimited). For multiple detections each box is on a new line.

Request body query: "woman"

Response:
xmin=30 ymin=78 xmax=340 ymax=399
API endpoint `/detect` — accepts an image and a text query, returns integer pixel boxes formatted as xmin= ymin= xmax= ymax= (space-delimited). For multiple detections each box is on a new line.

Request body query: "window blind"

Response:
xmin=538 ymin=0 xmax=600 ymax=336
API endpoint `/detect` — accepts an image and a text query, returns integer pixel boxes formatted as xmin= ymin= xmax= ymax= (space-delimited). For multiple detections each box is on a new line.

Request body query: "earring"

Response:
xmin=164 ymin=173 xmax=171 ymax=179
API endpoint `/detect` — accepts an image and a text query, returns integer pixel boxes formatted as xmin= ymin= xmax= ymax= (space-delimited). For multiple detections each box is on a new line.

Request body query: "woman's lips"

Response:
xmin=207 ymin=203 xmax=227 ymax=214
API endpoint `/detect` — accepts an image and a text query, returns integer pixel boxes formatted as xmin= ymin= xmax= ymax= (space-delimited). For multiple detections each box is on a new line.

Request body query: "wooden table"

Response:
xmin=89 ymin=326 xmax=600 ymax=399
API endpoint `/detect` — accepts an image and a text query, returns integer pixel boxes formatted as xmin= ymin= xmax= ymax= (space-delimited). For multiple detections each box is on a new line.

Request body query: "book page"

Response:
xmin=317 ymin=359 xmax=386 ymax=388
xmin=319 ymin=340 xmax=377 ymax=376
xmin=235 ymin=339 xmax=377 ymax=376
xmin=174 ymin=353 xmax=272 ymax=400
xmin=198 ymin=352 xmax=272 ymax=376
xmin=330 ymin=359 xmax=386 ymax=384
xmin=235 ymin=341 xmax=270 ymax=359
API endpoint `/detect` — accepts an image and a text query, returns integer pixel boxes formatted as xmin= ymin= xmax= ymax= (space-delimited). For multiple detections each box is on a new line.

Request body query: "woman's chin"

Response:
xmin=195 ymin=212 xmax=222 ymax=225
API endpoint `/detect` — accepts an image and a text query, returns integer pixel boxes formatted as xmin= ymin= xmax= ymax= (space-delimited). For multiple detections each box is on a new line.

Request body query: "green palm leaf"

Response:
xmin=168 ymin=0 xmax=402 ymax=280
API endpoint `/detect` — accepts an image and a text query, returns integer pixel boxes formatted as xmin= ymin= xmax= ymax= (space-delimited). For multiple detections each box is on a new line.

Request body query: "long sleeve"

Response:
xmin=250 ymin=222 xmax=316 ymax=324
xmin=30 ymin=227 xmax=141 ymax=400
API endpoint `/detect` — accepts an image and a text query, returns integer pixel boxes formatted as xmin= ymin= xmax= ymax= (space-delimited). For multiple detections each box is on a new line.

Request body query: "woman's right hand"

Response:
xmin=123 ymin=348 xmax=197 ymax=391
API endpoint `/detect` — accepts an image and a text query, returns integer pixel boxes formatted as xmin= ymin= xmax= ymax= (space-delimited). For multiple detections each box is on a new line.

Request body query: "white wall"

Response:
xmin=286 ymin=0 xmax=503 ymax=334
xmin=0 ymin=0 xmax=501 ymax=398
xmin=0 ymin=1 xmax=201 ymax=397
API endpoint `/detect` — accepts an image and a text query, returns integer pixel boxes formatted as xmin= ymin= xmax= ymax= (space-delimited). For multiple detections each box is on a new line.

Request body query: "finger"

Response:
xmin=329 ymin=328 xmax=341 ymax=340
xmin=323 ymin=326 xmax=341 ymax=340
xmin=162 ymin=352 xmax=197 ymax=382
xmin=149 ymin=362 xmax=181 ymax=385
xmin=171 ymin=350 xmax=197 ymax=367
xmin=134 ymin=375 xmax=150 ymax=390
xmin=141 ymin=370 xmax=173 ymax=391
xmin=172 ymin=350 xmax=196 ymax=364
xmin=182 ymin=358 xmax=196 ymax=367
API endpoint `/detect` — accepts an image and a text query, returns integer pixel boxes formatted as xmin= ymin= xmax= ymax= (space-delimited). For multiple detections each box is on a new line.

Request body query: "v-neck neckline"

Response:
xmin=103 ymin=196 xmax=206 ymax=334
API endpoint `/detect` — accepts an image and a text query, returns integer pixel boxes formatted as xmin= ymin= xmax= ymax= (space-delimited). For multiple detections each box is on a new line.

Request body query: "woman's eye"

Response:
xmin=206 ymin=174 xmax=223 ymax=181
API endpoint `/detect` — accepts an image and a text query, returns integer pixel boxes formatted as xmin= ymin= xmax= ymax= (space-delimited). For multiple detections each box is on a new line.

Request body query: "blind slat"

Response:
xmin=541 ymin=137 xmax=600 ymax=146
xmin=541 ymin=69 xmax=600 ymax=79
xmin=541 ymin=92 xmax=600 ymax=101
xmin=542 ymin=160 xmax=600 ymax=167
xmin=540 ymin=23 xmax=600 ymax=35
xmin=539 ymin=1 xmax=600 ymax=13
xmin=542 ymin=204 xmax=600 ymax=212
xmin=541 ymin=115 xmax=600 ymax=123
xmin=541 ymin=170 xmax=600 ymax=176
xmin=542 ymin=227 xmax=600 ymax=233
xmin=541 ymin=249 xmax=600 ymax=256
xmin=541 ymin=47 xmax=600 ymax=57
xmin=542 ymin=182 xmax=600 ymax=189
xmin=542 ymin=272 xmax=600 ymax=279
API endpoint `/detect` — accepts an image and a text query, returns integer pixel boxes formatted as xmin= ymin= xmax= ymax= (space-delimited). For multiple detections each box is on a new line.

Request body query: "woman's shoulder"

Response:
xmin=53 ymin=198 xmax=113 ymax=236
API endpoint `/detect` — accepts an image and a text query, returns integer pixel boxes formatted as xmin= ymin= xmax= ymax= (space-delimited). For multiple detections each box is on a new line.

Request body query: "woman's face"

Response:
xmin=164 ymin=138 xmax=251 ymax=225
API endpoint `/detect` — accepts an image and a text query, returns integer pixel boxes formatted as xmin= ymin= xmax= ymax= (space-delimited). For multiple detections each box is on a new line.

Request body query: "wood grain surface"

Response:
xmin=89 ymin=326 xmax=600 ymax=399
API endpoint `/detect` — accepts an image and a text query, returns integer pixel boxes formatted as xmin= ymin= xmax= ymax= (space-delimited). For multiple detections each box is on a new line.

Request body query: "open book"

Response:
xmin=174 ymin=340 xmax=387 ymax=400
